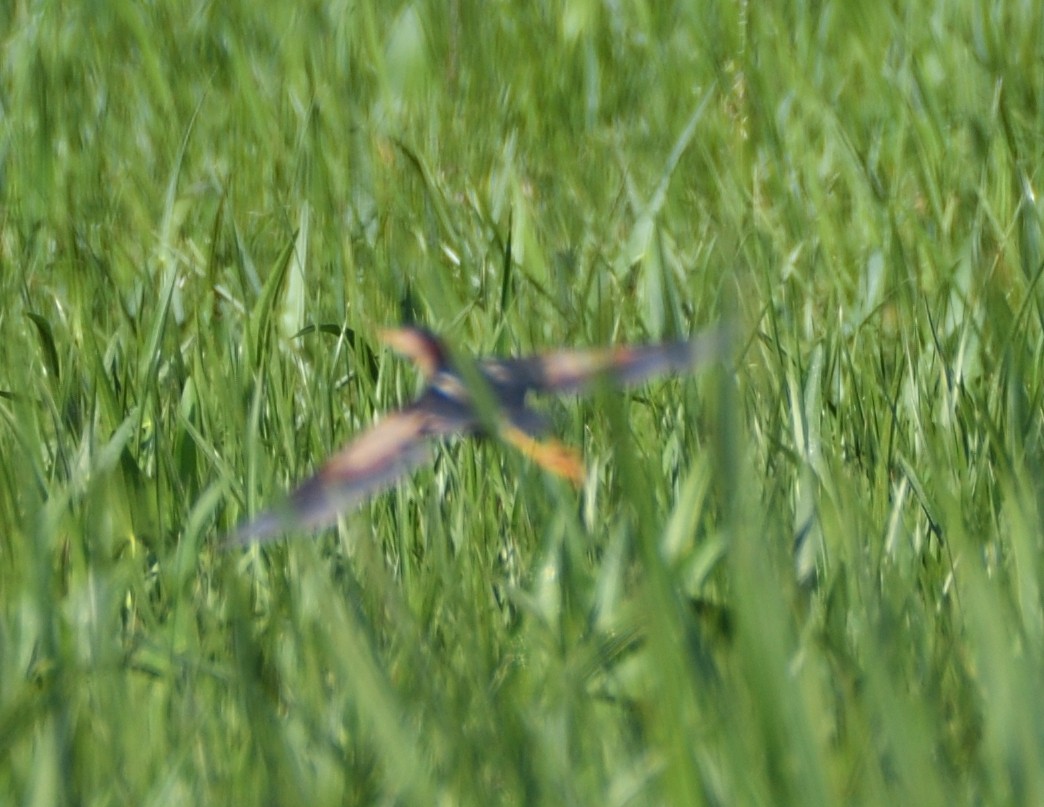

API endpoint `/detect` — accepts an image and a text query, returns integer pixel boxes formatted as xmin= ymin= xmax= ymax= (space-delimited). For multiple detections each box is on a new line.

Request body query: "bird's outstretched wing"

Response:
xmin=488 ymin=325 xmax=731 ymax=396
xmin=224 ymin=325 xmax=731 ymax=546
xmin=224 ymin=398 xmax=459 ymax=547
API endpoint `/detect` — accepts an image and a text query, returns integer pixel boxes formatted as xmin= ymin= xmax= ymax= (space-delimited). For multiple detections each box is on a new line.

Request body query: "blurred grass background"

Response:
xmin=1 ymin=0 xmax=1043 ymax=804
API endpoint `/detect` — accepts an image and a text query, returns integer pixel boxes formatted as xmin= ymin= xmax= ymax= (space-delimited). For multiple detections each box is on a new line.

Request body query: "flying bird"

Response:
xmin=225 ymin=325 xmax=728 ymax=546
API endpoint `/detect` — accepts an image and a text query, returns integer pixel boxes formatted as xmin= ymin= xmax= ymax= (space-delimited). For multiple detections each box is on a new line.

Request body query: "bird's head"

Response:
xmin=378 ymin=327 xmax=450 ymax=380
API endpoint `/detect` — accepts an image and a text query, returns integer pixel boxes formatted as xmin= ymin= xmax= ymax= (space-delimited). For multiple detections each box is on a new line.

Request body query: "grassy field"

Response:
xmin=2 ymin=0 xmax=1043 ymax=804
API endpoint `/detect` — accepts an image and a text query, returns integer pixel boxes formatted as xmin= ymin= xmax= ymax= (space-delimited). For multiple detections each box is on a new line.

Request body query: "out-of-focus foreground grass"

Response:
xmin=1 ymin=2 xmax=1042 ymax=804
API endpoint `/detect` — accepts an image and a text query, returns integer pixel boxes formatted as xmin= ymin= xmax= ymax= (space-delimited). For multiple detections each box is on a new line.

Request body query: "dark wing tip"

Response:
xmin=220 ymin=512 xmax=286 ymax=549
xmin=680 ymin=321 xmax=737 ymax=366
xmin=222 ymin=496 xmax=311 ymax=547
xmin=221 ymin=465 xmax=362 ymax=551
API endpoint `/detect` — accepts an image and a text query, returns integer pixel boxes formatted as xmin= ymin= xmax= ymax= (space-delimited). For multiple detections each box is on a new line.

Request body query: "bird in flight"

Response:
xmin=225 ymin=325 xmax=729 ymax=546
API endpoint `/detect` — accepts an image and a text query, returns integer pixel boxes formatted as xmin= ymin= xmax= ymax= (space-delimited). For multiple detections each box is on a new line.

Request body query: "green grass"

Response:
xmin=2 ymin=0 xmax=1043 ymax=804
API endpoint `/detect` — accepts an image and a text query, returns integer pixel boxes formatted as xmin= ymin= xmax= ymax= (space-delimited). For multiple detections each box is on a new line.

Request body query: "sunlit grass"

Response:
xmin=2 ymin=0 xmax=1043 ymax=804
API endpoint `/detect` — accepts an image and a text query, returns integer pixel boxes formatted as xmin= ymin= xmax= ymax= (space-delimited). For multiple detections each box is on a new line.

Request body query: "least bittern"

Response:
xmin=225 ymin=325 xmax=728 ymax=546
